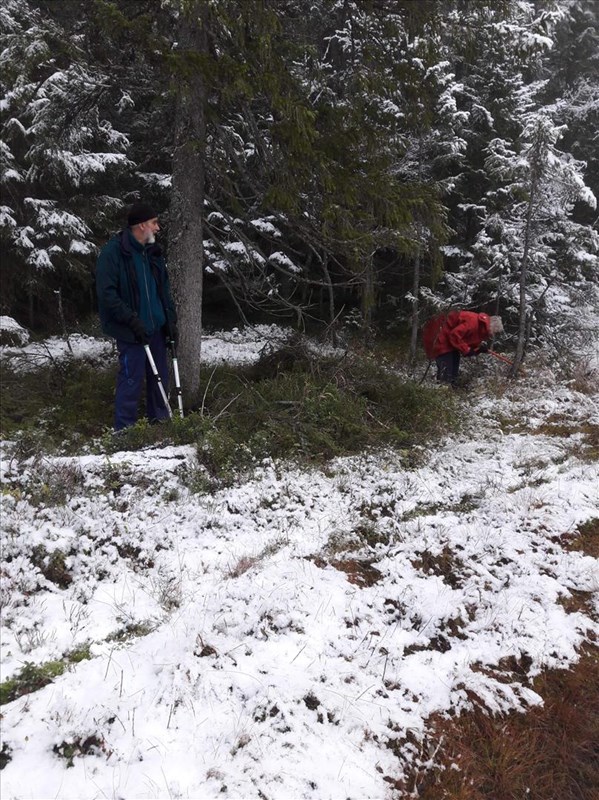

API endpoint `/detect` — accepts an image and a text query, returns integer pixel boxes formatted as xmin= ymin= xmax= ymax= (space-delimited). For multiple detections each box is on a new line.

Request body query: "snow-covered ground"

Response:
xmin=0 ymin=326 xmax=598 ymax=800
xmin=0 ymin=323 xmax=295 ymax=373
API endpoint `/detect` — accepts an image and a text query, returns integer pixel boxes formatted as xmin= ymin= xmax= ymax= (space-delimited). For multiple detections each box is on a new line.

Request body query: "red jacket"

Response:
xmin=426 ymin=311 xmax=491 ymax=357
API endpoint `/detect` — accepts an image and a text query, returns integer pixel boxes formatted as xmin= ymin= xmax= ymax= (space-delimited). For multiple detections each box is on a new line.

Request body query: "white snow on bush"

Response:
xmin=0 ymin=316 xmax=30 ymax=345
xmin=201 ymin=325 xmax=341 ymax=366
xmin=201 ymin=324 xmax=292 ymax=365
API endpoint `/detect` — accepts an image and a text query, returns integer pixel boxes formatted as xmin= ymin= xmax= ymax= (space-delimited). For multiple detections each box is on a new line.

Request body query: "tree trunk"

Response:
xmin=361 ymin=255 xmax=375 ymax=345
xmin=410 ymin=142 xmax=425 ymax=364
xmin=168 ymin=0 xmax=207 ymax=404
xmin=409 ymin=246 xmax=421 ymax=364
xmin=322 ymin=256 xmax=337 ymax=347
xmin=512 ymin=181 xmax=536 ymax=377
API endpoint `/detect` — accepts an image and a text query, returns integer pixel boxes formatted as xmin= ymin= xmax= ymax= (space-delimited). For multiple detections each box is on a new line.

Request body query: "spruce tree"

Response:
xmin=476 ymin=112 xmax=596 ymax=371
xmin=0 ymin=0 xmax=132 ymax=328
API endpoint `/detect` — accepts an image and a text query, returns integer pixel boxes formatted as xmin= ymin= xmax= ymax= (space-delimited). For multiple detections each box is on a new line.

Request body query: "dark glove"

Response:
xmin=129 ymin=315 xmax=149 ymax=344
xmin=165 ymin=322 xmax=178 ymax=349
xmin=478 ymin=343 xmax=490 ymax=354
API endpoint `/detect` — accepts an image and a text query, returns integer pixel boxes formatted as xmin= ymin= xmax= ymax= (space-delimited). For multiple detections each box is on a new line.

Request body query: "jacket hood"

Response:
xmin=478 ymin=313 xmax=491 ymax=335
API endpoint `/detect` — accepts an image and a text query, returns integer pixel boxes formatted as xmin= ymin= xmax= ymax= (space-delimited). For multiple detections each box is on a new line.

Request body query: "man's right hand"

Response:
xmin=166 ymin=322 xmax=179 ymax=349
xmin=129 ymin=315 xmax=149 ymax=344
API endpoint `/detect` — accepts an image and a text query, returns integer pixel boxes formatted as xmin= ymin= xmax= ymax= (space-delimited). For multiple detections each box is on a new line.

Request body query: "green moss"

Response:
xmin=105 ymin=620 xmax=156 ymax=643
xmin=66 ymin=643 xmax=93 ymax=663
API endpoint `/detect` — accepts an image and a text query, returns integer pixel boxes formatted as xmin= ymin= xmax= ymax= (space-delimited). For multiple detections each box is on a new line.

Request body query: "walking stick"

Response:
xmin=144 ymin=344 xmax=173 ymax=418
xmin=488 ymin=350 xmax=514 ymax=367
xmin=169 ymin=341 xmax=184 ymax=418
xmin=487 ymin=349 xmax=526 ymax=376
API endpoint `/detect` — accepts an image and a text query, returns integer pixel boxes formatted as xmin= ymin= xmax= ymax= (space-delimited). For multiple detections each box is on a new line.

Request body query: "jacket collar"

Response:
xmin=118 ymin=228 xmax=134 ymax=256
xmin=118 ymin=229 xmax=162 ymax=258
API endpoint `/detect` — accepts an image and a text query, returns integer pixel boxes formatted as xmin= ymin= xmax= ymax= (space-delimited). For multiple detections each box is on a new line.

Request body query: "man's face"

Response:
xmin=137 ymin=217 xmax=160 ymax=244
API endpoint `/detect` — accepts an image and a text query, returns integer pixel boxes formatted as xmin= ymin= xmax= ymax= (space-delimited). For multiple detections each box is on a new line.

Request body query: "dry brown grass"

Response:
xmin=569 ymin=359 xmax=599 ymax=396
xmin=402 ymin=517 xmax=599 ymax=799
xmin=410 ymin=646 xmax=599 ymax=800
xmin=560 ymin=518 xmax=599 ymax=560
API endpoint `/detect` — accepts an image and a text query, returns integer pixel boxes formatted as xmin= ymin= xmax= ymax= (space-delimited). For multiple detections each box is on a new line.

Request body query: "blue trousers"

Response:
xmin=436 ymin=351 xmax=461 ymax=384
xmin=114 ymin=331 xmax=170 ymax=430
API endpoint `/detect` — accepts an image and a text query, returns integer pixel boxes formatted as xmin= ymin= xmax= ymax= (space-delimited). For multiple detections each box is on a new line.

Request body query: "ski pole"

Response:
xmin=169 ymin=341 xmax=184 ymax=418
xmin=144 ymin=344 xmax=173 ymax=418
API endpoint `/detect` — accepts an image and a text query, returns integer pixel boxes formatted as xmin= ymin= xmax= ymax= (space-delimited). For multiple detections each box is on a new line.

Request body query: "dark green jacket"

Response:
xmin=96 ymin=229 xmax=176 ymax=343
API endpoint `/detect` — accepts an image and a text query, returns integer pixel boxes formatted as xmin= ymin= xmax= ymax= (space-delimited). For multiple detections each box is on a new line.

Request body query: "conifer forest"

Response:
xmin=1 ymin=0 xmax=598 ymax=382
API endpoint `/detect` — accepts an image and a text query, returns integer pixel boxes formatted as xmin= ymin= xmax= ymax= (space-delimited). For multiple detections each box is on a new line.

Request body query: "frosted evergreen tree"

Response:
xmin=0 ymin=0 xmax=133 ymax=326
xmin=469 ymin=112 xmax=597 ymax=371
xmin=387 ymin=20 xmax=468 ymax=359
xmin=431 ymin=1 xmax=598 ymax=370
xmin=435 ymin=1 xmax=564 ymax=301
xmin=2 ymin=0 xmax=597 ymax=363
xmin=196 ymin=1 xmax=454 ymax=337
xmin=541 ymin=0 xmax=599 ymax=216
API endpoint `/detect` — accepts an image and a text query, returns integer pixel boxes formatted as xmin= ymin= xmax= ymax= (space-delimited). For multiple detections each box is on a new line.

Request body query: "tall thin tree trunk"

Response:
xmin=409 ymin=245 xmax=421 ymax=364
xmin=409 ymin=142 xmax=424 ymax=364
xmin=322 ymin=256 xmax=337 ymax=347
xmin=27 ymin=267 xmax=35 ymax=329
xmin=55 ymin=288 xmax=72 ymax=353
xmin=169 ymin=0 xmax=207 ymax=403
xmin=512 ymin=181 xmax=536 ymax=377
xmin=361 ymin=255 xmax=375 ymax=345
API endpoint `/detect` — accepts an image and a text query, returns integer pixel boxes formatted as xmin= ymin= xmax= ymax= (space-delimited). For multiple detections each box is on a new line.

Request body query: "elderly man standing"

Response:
xmin=96 ymin=202 xmax=177 ymax=431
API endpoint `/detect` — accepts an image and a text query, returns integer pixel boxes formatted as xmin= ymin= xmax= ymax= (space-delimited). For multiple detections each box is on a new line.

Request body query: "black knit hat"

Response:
xmin=127 ymin=202 xmax=158 ymax=227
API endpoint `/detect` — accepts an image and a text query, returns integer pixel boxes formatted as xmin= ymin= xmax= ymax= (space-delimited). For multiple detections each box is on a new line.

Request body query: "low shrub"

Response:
xmin=22 ymin=461 xmax=86 ymax=508
xmin=53 ymin=734 xmax=109 ymax=767
xmin=189 ymin=351 xmax=460 ymax=481
xmin=31 ymin=545 xmax=73 ymax=588
xmin=3 ymin=339 xmax=461 ymax=480
xmin=1 ymin=360 xmax=116 ymax=453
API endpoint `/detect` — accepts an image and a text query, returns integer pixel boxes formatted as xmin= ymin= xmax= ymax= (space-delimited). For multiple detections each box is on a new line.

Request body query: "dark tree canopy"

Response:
xmin=1 ymin=0 xmax=597 ymax=366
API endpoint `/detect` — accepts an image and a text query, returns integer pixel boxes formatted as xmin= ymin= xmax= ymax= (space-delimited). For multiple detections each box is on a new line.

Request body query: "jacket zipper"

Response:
xmin=142 ymin=251 xmax=155 ymax=332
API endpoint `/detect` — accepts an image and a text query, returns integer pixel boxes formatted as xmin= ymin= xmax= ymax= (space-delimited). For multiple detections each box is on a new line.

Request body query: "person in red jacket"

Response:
xmin=424 ymin=311 xmax=504 ymax=385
